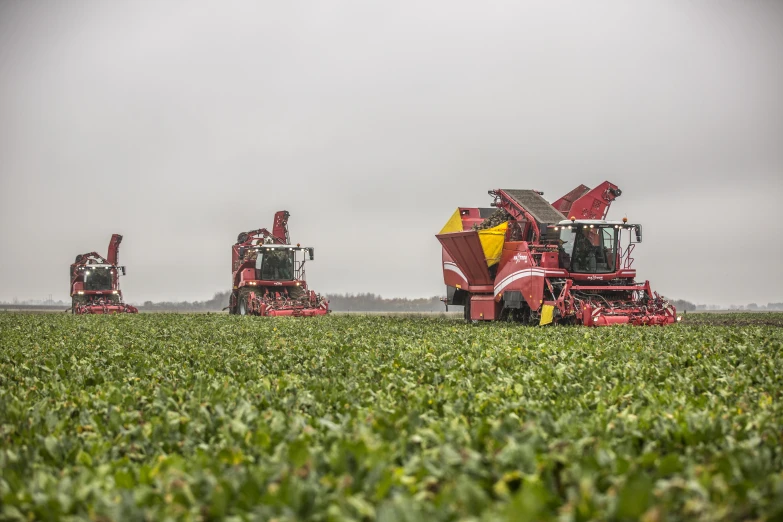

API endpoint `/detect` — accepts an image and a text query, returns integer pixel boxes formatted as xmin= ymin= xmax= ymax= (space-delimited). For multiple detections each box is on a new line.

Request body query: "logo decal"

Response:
xmin=587 ymin=276 xmax=604 ymax=281
xmin=513 ymin=253 xmax=528 ymax=264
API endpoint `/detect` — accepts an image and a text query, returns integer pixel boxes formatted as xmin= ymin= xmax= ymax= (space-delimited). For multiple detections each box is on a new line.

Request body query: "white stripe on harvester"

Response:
xmin=494 ymin=268 xmax=546 ymax=296
xmin=443 ymin=262 xmax=468 ymax=283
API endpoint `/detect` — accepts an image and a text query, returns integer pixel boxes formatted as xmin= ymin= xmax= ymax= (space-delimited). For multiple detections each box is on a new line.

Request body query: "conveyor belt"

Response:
xmin=501 ymin=189 xmax=566 ymax=225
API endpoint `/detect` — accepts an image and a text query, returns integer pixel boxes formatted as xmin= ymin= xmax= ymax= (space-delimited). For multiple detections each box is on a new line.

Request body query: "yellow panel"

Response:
xmin=439 ymin=209 xmax=464 ymax=235
xmin=478 ymin=222 xmax=508 ymax=267
xmin=539 ymin=304 xmax=554 ymax=326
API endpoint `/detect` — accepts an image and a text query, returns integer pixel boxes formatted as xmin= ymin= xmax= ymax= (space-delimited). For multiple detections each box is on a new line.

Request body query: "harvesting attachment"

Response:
xmin=229 ymin=211 xmax=329 ymax=317
xmin=70 ymin=234 xmax=138 ymax=314
xmin=437 ymin=182 xmax=678 ymax=326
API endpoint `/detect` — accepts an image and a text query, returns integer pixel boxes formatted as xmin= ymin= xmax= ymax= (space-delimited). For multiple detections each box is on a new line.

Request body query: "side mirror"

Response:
xmin=119 ymin=266 xmax=127 ymax=276
xmin=634 ymin=225 xmax=642 ymax=243
xmin=308 ymin=248 xmax=314 ymax=261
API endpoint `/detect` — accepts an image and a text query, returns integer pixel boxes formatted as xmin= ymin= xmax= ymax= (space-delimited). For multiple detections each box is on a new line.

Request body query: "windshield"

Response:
xmin=84 ymin=267 xmax=113 ymax=291
xmin=256 ymin=249 xmax=295 ymax=281
xmin=559 ymin=225 xmax=618 ymax=274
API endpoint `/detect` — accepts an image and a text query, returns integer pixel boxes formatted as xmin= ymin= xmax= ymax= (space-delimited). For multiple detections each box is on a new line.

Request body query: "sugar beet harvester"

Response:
xmin=229 ymin=211 xmax=329 ymax=317
xmin=437 ymin=182 xmax=678 ymax=326
xmin=70 ymin=234 xmax=138 ymax=314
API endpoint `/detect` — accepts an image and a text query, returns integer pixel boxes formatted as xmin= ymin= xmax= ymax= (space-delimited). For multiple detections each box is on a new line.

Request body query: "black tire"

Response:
xmin=75 ymin=254 xmax=83 ymax=263
xmin=464 ymin=298 xmax=472 ymax=323
xmin=237 ymin=288 xmax=252 ymax=316
xmin=237 ymin=232 xmax=249 ymax=244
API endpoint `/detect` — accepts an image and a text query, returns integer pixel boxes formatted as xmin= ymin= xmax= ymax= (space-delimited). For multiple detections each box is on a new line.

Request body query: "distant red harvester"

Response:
xmin=437 ymin=182 xmax=678 ymax=326
xmin=229 ymin=211 xmax=329 ymax=317
xmin=70 ymin=234 xmax=138 ymax=314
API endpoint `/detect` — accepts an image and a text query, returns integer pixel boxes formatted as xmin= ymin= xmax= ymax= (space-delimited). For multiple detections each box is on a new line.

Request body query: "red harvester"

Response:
xmin=229 ymin=211 xmax=329 ymax=316
xmin=437 ymin=182 xmax=678 ymax=326
xmin=70 ymin=234 xmax=138 ymax=314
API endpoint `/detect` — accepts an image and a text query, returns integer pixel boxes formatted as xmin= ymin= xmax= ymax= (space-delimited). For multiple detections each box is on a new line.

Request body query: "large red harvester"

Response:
xmin=437 ymin=182 xmax=678 ymax=326
xmin=70 ymin=234 xmax=138 ymax=314
xmin=229 ymin=211 xmax=329 ymax=317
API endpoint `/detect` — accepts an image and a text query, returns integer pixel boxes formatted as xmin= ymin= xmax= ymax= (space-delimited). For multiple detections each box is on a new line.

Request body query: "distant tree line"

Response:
xmin=134 ymin=291 xmax=446 ymax=312
xmin=138 ymin=292 xmax=231 ymax=312
xmin=325 ymin=293 xmax=446 ymax=312
xmin=668 ymin=299 xmax=783 ymax=312
xmin=725 ymin=302 xmax=783 ymax=311
xmin=671 ymin=299 xmax=697 ymax=312
xmin=4 ymin=295 xmax=783 ymax=313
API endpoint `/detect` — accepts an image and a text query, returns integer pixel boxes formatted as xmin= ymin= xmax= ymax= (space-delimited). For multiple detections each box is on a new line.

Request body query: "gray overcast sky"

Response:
xmin=1 ymin=0 xmax=782 ymax=306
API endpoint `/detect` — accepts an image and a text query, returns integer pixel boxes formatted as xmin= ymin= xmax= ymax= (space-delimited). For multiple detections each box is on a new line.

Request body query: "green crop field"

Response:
xmin=1 ymin=313 xmax=782 ymax=521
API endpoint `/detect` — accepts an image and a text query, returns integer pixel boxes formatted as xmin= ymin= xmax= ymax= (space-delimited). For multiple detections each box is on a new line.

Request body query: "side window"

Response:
xmin=602 ymin=229 xmax=613 ymax=250
xmin=602 ymin=228 xmax=616 ymax=271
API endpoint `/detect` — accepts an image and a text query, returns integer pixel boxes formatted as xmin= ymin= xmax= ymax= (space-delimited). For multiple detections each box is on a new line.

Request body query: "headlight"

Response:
xmin=112 ymin=290 xmax=118 ymax=294
xmin=77 ymin=291 xmax=84 ymax=295
xmin=677 ymin=316 xmax=682 ymax=322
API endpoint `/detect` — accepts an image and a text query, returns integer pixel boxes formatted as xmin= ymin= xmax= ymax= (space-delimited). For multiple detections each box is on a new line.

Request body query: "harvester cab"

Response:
xmin=230 ymin=211 xmax=329 ymax=317
xmin=70 ymin=234 xmax=138 ymax=314
xmin=553 ymin=220 xmax=642 ymax=274
xmin=437 ymin=182 xmax=677 ymax=326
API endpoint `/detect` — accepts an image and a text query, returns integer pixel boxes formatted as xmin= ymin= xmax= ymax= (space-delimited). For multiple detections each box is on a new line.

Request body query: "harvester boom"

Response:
xmin=273 ymin=211 xmax=290 ymax=244
xmin=552 ymin=181 xmax=622 ymax=220
xmin=107 ymin=234 xmax=123 ymax=265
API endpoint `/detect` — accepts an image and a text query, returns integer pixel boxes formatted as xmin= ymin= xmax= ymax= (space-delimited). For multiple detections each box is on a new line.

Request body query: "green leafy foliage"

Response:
xmin=1 ymin=313 xmax=782 ymax=520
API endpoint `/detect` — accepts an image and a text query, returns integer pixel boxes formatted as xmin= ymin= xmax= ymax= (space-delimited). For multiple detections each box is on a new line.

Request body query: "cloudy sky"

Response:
xmin=1 ymin=0 xmax=781 ymax=306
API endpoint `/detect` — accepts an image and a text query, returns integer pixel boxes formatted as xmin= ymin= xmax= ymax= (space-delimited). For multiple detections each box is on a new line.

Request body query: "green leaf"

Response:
xmin=76 ymin=450 xmax=93 ymax=467
xmin=288 ymin=438 xmax=310 ymax=468
xmin=616 ymin=474 xmax=653 ymax=520
xmin=114 ymin=469 xmax=135 ymax=489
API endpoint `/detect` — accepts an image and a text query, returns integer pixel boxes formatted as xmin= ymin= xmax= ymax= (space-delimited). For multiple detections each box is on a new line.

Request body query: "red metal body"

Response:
xmin=437 ymin=182 xmax=677 ymax=326
xmin=70 ymin=234 xmax=138 ymax=314
xmin=229 ymin=211 xmax=329 ymax=317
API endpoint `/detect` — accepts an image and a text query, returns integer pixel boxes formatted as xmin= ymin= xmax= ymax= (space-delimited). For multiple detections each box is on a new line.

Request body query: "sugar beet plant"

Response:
xmin=1 ymin=313 xmax=782 ymax=521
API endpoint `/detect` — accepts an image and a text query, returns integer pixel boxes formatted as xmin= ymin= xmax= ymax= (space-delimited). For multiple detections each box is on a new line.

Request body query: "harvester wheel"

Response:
xmin=237 ymin=232 xmax=249 ymax=244
xmin=75 ymin=254 xmax=83 ymax=263
xmin=237 ymin=288 xmax=254 ymax=316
